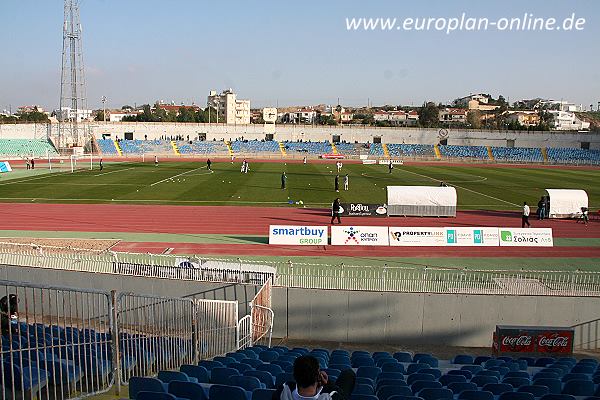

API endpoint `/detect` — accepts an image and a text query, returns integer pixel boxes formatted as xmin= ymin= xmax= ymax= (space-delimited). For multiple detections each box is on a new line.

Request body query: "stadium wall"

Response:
xmin=2 ymin=264 xmax=597 ymax=349
xmin=2 ymin=122 xmax=600 ymax=149
xmin=272 ymin=287 xmax=600 ymax=348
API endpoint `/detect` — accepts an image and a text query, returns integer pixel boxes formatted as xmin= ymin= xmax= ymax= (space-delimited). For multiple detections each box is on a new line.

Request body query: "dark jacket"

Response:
xmin=332 ymin=199 xmax=341 ymax=214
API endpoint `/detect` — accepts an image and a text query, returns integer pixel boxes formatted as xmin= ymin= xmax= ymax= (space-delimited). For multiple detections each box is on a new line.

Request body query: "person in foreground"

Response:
xmin=273 ymin=355 xmax=356 ymax=400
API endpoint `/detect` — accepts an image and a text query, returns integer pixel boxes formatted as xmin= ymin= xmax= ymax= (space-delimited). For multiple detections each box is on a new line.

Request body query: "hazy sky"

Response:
xmin=1 ymin=0 xmax=599 ymax=111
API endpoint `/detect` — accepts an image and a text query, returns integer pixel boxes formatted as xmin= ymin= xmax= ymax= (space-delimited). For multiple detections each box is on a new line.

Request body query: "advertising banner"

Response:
xmin=499 ymin=228 xmax=553 ymax=247
xmin=340 ymin=203 xmax=387 ymax=217
xmin=331 ymin=226 xmax=389 ymax=246
xmin=0 ymin=161 xmax=12 ymax=173
xmin=445 ymin=227 xmax=500 ymax=246
xmin=388 ymin=227 xmax=446 ymax=246
xmin=269 ymin=225 xmax=328 ymax=245
xmin=494 ymin=325 xmax=574 ymax=355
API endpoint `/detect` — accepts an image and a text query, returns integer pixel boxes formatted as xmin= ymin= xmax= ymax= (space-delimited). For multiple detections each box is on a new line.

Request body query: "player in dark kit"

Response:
xmin=207 ymin=158 xmax=212 ymax=171
xmin=334 ymin=175 xmax=339 ymax=192
xmin=331 ymin=198 xmax=342 ymax=224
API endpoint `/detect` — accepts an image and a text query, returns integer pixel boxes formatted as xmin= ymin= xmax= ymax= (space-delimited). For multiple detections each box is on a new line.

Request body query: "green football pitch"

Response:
xmin=0 ymin=161 xmax=598 ymax=209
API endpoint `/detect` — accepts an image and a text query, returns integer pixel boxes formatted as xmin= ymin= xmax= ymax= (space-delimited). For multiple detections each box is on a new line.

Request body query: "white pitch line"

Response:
xmin=0 ymin=169 xmax=84 ymax=186
xmin=94 ymin=167 xmax=135 ymax=176
xmin=149 ymin=166 xmax=207 ymax=186
xmin=398 ymin=168 xmax=520 ymax=208
xmin=0 ymin=197 xmax=288 ymax=204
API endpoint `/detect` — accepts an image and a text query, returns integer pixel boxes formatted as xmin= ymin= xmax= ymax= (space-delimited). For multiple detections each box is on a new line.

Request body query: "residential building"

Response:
xmin=207 ymin=89 xmax=250 ymax=124
xmin=339 ymin=112 xmax=354 ymax=123
xmin=108 ymin=110 xmax=140 ymax=122
xmin=18 ymin=105 xmax=45 ymax=114
xmin=156 ymin=104 xmax=201 ymax=115
xmin=505 ymin=111 xmax=540 ymax=127
xmin=439 ymin=108 xmax=468 ymax=124
xmin=467 ymin=99 xmax=500 ymax=111
xmin=54 ymin=107 xmax=93 ymax=122
xmin=548 ymin=110 xmax=590 ymax=131
xmin=536 ymin=100 xmax=583 ymax=112
xmin=372 ymin=110 xmax=418 ymax=126
xmin=453 ymin=93 xmax=490 ymax=108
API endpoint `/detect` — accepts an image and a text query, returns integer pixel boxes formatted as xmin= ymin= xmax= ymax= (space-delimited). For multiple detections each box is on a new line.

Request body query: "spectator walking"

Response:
xmin=522 ymin=201 xmax=531 ymax=228
xmin=344 ymin=174 xmax=349 ymax=191
xmin=538 ymin=197 xmax=546 ymax=220
xmin=331 ymin=198 xmax=342 ymax=225
xmin=207 ymin=158 xmax=212 ymax=171
xmin=334 ymin=174 xmax=339 ymax=192
xmin=580 ymin=207 xmax=589 ymax=225
xmin=281 ymin=172 xmax=287 ymax=189
xmin=273 ymin=355 xmax=355 ymax=400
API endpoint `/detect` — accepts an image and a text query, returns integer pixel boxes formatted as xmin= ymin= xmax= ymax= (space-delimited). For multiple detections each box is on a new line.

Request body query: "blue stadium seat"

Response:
xmin=461 ymin=365 xmax=483 ymax=374
xmin=417 ymin=388 xmax=453 ymax=400
xmin=129 ymin=377 xmax=167 ymax=399
xmin=353 ymin=384 xmax=375 ymax=395
xmin=533 ymin=378 xmax=562 ymax=394
xmin=453 ymin=355 xmax=474 ymax=365
xmin=534 ymin=372 xmax=560 ymax=380
xmin=407 ymin=373 xmax=436 ymax=386
xmin=503 ymin=377 xmax=530 ymax=388
xmin=535 ymin=358 xmax=556 ymax=367
xmin=485 ymin=359 xmax=506 ymax=369
xmin=471 ymin=375 xmax=499 ymax=387
xmin=179 ymin=365 xmax=208 ymax=383
xmin=506 ymin=371 xmax=530 ymax=379
xmin=538 ymin=395 xmax=576 ymax=400
xmin=489 ymin=366 xmax=511 ymax=376
xmin=353 ymin=357 xmax=376 ymax=368
xmin=258 ymin=351 xmax=279 ymax=363
xmin=517 ymin=384 xmax=549 ymax=398
xmin=411 ymin=381 xmax=441 ymax=394
xmin=230 ymin=362 xmax=253 ymax=374
xmin=240 ymin=359 xmax=263 ymax=368
xmin=251 ymin=388 xmax=276 ymax=400
xmin=227 ymin=352 xmax=248 ymax=362
xmin=209 ymin=384 xmax=248 ymax=400
xmin=448 ymin=370 xmax=472 ymax=380
xmin=474 ymin=356 xmax=493 ymax=365
xmin=377 ymin=372 xmax=404 ymax=382
xmin=230 ymin=375 xmax=264 ymax=391
xmin=356 ymin=377 xmax=375 ymax=388
xmin=136 ymin=392 xmax=177 ymax=400
xmin=477 ymin=370 xmax=501 ymax=379
xmin=275 ymin=372 xmax=295 ymax=387
xmin=387 ymin=397 xmax=423 ymax=400
xmin=214 ymin=356 xmax=237 ymax=366
xmin=377 ymin=385 xmax=413 ymax=400
xmin=439 ymin=374 xmax=467 ymax=386
xmin=447 ymin=382 xmax=477 ymax=395
xmin=168 ymin=381 xmax=208 ymax=400
xmin=158 ymin=371 xmax=197 ymax=384
xmin=561 ymin=379 xmax=595 ymax=396
xmin=407 ymin=364 xmax=428 ymax=375
xmin=257 ymin=363 xmax=283 ymax=376
xmin=570 ymin=365 xmax=594 ymax=374
xmin=561 ymin=372 xmax=590 ymax=382
xmin=244 ymin=370 xmax=274 ymax=388
xmin=357 ymin=366 xmax=381 ymax=381
xmin=482 ymin=383 xmax=513 ymax=395
xmin=498 ymin=393 xmax=535 ymax=400
xmin=459 ymin=390 xmax=493 ymax=400
xmin=210 ymin=367 xmax=240 ymax=384
xmin=350 ymin=395 xmax=378 ymax=400
xmin=419 ymin=369 xmax=441 ymax=379
xmin=382 ymin=363 xmax=405 ymax=373
xmin=198 ymin=360 xmax=223 ymax=371
xmin=393 ymin=352 xmax=413 ymax=363
xmin=324 ymin=368 xmax=341 ymax=380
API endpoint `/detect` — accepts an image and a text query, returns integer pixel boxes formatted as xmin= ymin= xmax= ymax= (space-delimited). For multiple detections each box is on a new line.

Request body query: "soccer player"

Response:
xmin=281 ymin=172 xmax=287 ymax=189
xmin=207 ymin=158 xmax=212 ymax=171
xmin=154 ymin=155 xmax=158 ymax=167
xmin=99 ymin=158 xmax=103 ymax=171
xmin=388 ymin=159 xmax=393 ymax=173
xmin=344 ymin=174 xmax=349 ymax=191
xmin=334 ymin=175 xmax=339 ymax=192
xmin=522 ymin=202 xmax=531 ymax=228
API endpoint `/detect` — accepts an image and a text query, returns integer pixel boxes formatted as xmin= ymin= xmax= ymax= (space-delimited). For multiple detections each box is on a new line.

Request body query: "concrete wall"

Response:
xmin=273 ymin=287 xmax=600 ymax=349
xmin=2 ymin=265 xmax=598 ymax=349
xmin=2 ymin=122 xmax=600 ymax=149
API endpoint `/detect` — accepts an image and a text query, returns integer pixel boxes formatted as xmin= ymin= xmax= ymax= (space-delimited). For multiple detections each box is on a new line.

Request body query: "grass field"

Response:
xmin=0 ymin=160 xmax=598 ymax=209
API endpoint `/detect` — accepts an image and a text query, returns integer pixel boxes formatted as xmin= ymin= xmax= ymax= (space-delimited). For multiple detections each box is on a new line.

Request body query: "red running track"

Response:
xmin=0 ymin=203 xmax=597 ymax=238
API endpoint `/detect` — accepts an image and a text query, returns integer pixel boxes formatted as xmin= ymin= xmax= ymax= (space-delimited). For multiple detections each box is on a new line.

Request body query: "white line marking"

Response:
xmin=94 ymin=167 xmax=135 ymax=176
xmin=0 ymin=197 xmax=288 ymax=204
xmin=360 ymin=172 xmax=488 ymax=183
xmin=0 ymin=169 xmax=84 ymax=186
xmin=15 ymin=183 xmax=141 ymax=186
xmin=149 ymin=166 xmax=207 ymax=186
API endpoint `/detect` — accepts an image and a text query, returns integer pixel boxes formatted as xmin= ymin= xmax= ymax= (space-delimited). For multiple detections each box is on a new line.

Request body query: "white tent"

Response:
xmin=545 ymin=189 xmax=588 ymax=219
xmin=387 ymin=186 xmax=457 ymax=217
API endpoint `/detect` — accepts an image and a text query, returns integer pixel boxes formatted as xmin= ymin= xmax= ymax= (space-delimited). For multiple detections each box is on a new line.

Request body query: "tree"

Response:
xmin=467 ymin=110 xmax=482 ymax=129
xmin=418 ymin=102 xmax=440 ymax=128
xmin=93 ymin=110 xmax=105 ymax=121
xmin=121 ymin=105 xmax=133 ymax=110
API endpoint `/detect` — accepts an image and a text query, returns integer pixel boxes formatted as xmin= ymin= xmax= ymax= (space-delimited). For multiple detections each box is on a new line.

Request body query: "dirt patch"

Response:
xmin=0 ymin=237 xmax=119 ymax=254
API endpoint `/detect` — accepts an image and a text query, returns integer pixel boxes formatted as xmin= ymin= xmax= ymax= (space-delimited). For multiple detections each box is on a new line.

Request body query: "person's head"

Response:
xmin=293 ymin=355 xmax=320 ymax=389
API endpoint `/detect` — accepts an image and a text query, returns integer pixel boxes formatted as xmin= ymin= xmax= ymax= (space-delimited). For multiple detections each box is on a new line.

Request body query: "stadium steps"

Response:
xmin=382 ymin=143 xmax=390 ymax=158
xmin=171 ymin=141 xmax=180 ymax=155
xmin=331 ymin=142 xmax=338 ymax=154
xmin=541 ymin=147 xmax=548 ymax=163
xmin=225 ymin=141 xmax=234 ymax=156
xmin=278 ymin=142 xmax=287 ymax=156
xmin=487 ymin=146 xmax=494 ymax=161
xmin=434 ymin=144 xmax=442 ymax=159
xmin=114 ymin=140 xmax=123 ymax=156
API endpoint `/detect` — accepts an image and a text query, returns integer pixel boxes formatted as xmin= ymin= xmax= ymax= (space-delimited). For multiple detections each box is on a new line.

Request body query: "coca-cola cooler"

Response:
xmin=493 ymin=325 xmax=574 ymax=355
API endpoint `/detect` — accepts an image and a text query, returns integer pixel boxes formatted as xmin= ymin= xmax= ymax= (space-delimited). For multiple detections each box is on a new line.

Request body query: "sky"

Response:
xmin=1 ymin=0 xmax=599 ymax=111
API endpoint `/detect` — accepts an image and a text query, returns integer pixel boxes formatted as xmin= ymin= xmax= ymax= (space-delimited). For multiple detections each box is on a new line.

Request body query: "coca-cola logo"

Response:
xmin=501 ymin=335 xmax=532 ymax=347
xmin=538 ymin=335 xmax=569 ymax=347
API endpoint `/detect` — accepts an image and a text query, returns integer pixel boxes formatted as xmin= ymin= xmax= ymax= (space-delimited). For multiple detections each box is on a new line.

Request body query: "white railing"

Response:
xmin=250 ymin=278 xmax=274 ymax=346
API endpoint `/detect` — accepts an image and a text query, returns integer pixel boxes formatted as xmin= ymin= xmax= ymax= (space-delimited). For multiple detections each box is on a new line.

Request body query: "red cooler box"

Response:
xmin=493 ymin=325 xmax=574 ymax=355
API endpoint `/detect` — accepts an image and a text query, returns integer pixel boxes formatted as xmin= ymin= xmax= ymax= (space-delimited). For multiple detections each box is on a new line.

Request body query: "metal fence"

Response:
xmin=0 ymin=247 xmax=275 ymax=286
xmin=275 ymin=262 xmax=600 ymax=296
xmin=250 ymin=279 xmax=273 ymax=347
xmin=0 ymin=277 xmax=273 ymax=400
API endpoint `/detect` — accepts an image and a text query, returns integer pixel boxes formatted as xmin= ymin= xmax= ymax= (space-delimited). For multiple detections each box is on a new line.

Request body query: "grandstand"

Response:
xmin=178 ymin=140 xmax=229 ymax=155
xmin=119 ymin=139 xmax=173 ymax=155
xmin=281 ymin=141 xmax=332 ymax=154
xmin=387 ymin=143 xmax=436 ymax=158
xmin=230 ymin=140 xmax=280 ymax=154
xmin=492 ymin=147 xmax=544 ymax=163
xmin=438 ymin=145 xmax=488 ymax=160
xmin=96 ymin=138 xmax=118 ymax=155
xmin=547 ymin=147 xmax=600 ymax=165
xmin=0 ymin=139 xmax=58 ymax=157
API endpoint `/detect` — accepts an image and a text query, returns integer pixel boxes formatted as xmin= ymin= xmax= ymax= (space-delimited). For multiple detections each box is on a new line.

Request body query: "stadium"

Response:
xmin=2 ymin=1 xmax=600 ymax=400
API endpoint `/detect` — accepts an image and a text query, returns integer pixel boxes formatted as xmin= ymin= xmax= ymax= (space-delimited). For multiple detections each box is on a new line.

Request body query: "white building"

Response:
xmin=453 ymin=93 xmax=490 ymax=108
xmin=109 ymin=112 xmax=139 ymax=122
xmin=439 ymin=108 xmax=468 ymax=124
xmin=54 ymin=107 xmax=93 ymax=122
xmin=549 ymin=110 xmax=590 ymax=131
xmin=537 ymin=100 xmax=583 ymax=112
xmin=207 ymin=89 xmax=250 ymax=125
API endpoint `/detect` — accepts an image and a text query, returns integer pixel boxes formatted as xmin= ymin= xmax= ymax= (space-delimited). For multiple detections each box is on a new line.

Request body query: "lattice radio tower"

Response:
xmin=58 ymin=0 xmax=88 ymax=149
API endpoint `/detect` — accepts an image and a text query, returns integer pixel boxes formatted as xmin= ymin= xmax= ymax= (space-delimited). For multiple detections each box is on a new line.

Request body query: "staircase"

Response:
xmin=171 ymin=141 xmax=180 ymax=155
xmin=114 ymin=140 xmax=123 ymax=156
xmin=434 ymin=144 xmax=442 ymax=159
xmin=278 ymin=142 xmax=287 ymax=156
xmin=331 ymin=142 xmax=338 ymax=154
xmin=541 ymin=147 xmax=548 ymax=163
xmin=487 ymin=146 xmax=494 ymax=161
xmin=382 ymin=143 xmax=390 ymax=158
xmin=225 ymin=141 xmax=234 ymax=156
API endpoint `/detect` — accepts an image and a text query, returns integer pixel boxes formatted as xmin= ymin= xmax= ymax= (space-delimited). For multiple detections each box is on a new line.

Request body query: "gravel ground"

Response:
xmin=0 ymin=237 xmax=120 ymax=254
